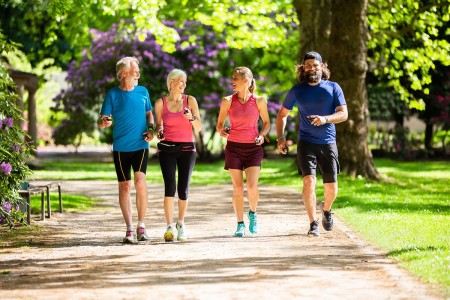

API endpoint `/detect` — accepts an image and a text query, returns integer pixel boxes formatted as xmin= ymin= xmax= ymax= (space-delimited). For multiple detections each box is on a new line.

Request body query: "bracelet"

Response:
xmin=189 ymin=116 xmax=197 ymax=122
xmin=276 ymin=137 xmax=285 ymax=143
xmin=324 ymin=117 xmax=328 ymax=124
xmin=147 ymin=124 xmax=154 ymax=131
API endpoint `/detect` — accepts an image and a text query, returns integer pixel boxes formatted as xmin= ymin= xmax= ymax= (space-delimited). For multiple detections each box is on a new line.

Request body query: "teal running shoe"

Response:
xmin=248 ymin=211 xmax=258 ymax=234
xmin=176 ymin=222 xmax=187 ymax=242
xmin=234 ymin=222 xmax=245 ymax=237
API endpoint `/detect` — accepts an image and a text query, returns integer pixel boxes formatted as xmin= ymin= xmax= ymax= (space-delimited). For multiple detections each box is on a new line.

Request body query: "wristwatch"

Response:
xmin=276 ymin=137 xmax=285 ymax=143
xmin=147 ymin=124 xmax=155 ymax=131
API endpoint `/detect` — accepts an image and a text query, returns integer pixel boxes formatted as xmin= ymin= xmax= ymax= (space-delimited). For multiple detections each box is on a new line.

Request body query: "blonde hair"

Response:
xmin=234 ymin=66 xmax=256 ymax=93
xmin=167 ymin=69 xmax=187 ymax=92
xmin=116 ymin=57 xmax=139 ymax=81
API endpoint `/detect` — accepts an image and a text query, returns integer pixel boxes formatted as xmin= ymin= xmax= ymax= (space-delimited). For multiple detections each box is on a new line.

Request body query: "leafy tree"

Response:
xmin=367 ymin=0 xmax=450 ymax=108
xmin=294 ymin=0 xmax=449 ymax=178
xmin=415 ymin=63 xmax=450 ymax=151
xmin=0 ymin=31 xmax=33 ymax=227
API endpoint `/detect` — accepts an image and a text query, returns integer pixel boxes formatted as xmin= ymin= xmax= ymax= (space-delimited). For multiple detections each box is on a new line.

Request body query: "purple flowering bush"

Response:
xmin=0 ymin=38 xmax=33 ymax=227
xmin=52 ymin=20 xmax=231 ymax=157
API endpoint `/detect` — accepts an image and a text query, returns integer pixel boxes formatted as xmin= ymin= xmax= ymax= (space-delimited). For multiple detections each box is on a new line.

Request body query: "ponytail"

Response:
xmin=249 ymin=78 xmax=256 ymax=93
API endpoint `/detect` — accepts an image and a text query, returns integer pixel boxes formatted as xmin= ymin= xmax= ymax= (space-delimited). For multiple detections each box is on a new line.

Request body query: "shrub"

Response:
xmin=0 ymin=32 xmax=33 ymax=227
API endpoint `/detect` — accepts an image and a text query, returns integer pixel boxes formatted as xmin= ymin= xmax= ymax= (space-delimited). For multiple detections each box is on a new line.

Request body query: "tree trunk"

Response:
xmin=328 ymin=0 xmax=379 ymax=179
xmin=294 ymin=0 xmax=332 ymax=60
xmin=424 ymin=121 xmax=433 ymax=150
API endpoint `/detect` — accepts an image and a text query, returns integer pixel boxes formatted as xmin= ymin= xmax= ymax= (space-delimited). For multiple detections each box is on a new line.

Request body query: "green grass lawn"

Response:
xmin=30 ymin=156 xmax=449 ymax=296
xmin=30 ymin=193 xmax=97 ymax=214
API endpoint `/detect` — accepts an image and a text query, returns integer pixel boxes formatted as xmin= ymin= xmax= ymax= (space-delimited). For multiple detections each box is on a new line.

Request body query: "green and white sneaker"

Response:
xmin=234 ymin=222 xmax=245 ymax=237
xmin=176 ymin=222 xmax=187 ymax=242
xmin=164 ymin=225 xmax=174 ymax=242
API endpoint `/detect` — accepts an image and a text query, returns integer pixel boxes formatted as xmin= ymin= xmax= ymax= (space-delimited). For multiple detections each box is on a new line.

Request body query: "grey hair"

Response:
xmin=167 ymin=69 xmax=187 ymax=92
xmin=116 ymin=57 xmax=139 ymax=81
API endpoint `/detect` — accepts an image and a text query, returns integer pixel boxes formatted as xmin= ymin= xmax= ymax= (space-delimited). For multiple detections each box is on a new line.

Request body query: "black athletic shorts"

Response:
xmin=297 ymin=140 xmax=340 ymax=183
xmin=113 ymin=149 xmax=149 ymax=182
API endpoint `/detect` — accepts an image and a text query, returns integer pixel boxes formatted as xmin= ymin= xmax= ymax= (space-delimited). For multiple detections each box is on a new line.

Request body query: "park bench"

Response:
xmin=19 ymin=181 xmax=63 ymax=224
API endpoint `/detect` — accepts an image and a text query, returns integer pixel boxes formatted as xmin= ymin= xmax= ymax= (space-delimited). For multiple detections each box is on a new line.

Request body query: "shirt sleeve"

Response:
xmin=100 ymin=90 xmax=113 ymax=116
xmin=333 ymin=83 xmax=346 ymax=107
xmin=145 ymin=88 xmax=152 ymax=111
xmin=282 ymin=87 xmax=297 ymax=110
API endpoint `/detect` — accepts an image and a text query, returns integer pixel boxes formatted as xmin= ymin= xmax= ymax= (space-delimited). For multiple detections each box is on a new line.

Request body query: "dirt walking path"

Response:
xmin=0 ymin=180 xmax=442 ymax=299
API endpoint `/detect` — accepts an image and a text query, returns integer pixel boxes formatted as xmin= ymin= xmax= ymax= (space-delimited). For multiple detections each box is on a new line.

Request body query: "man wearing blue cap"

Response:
xmin=275 ymin=51 xmax=348 ymax=237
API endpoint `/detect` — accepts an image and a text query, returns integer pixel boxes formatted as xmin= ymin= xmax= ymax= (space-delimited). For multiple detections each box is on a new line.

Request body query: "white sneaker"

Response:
xmin=176 ymin=222 xmax=187 ymax=242
xmin=123 ymin=229 xmax=137 ymax=244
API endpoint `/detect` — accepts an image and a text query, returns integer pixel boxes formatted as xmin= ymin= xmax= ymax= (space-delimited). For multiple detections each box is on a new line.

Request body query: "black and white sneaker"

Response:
xmin=307 ymin=220 xmax=320 ymax=237
xmin=321 ymin=202 xmax=334 ymax=231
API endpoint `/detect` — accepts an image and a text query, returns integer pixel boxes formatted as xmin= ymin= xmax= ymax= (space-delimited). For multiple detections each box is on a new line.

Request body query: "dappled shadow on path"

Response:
xmin=0 ymin=181 xmax=442 ymax=299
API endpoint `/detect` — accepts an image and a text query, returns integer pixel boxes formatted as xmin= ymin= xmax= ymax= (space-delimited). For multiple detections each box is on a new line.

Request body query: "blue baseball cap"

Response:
xmin=302 ymin=51 xmax=322 ymax=63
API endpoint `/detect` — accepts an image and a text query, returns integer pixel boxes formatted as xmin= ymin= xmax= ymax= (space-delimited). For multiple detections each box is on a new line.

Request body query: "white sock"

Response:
xmin=138 ymin=221 xmax=145 ymax=228
xmin=127 ymin=224 xmax=134 ymax=231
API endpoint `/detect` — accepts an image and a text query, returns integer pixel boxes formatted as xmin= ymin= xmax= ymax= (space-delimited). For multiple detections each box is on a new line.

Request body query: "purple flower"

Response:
xmin=4 ymin=118 xmax=13 ymax=128
xmin=0 ymin=162 xmax=12 ymax=175
xmin=11 ymin=143 xmax=21 ymax=152
xmin=2 ymin=202 xmax=12 ymax=213
xmin=0 ymin=217 xmax=4 ymax=224
xmin=0 ymin=119 xmax=2 ymax=128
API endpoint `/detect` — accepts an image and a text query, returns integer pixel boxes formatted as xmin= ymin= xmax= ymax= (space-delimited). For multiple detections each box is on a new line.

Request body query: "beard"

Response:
xmin=306 ymin=72 xmax=320 ymax=83
xmin=126 ymin=78 xmax=138 ymax=86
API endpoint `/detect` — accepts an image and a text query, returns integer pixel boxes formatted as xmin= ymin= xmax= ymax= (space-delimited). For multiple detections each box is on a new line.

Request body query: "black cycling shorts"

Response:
xmin=113 ymin=149 xmax=149 ymax=182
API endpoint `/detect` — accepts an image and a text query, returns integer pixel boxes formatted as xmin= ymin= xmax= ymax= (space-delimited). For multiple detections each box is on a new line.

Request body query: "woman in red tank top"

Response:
xmin=216 ymin=67 xmax=271 ymax=237
xmin=154 ymin=69 xmax=202 ymax=242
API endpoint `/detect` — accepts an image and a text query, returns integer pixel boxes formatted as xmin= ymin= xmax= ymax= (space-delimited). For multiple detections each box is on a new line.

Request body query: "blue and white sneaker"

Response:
xmin=234 ymin=222 xmax=245 ymax=237
xmin=248 ymin=211 xmax=258 ymax=234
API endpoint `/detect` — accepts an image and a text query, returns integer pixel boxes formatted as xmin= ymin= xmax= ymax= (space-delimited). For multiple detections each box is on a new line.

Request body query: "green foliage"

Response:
xmin=0 ymin=31 xmax=33 ymax=227
xmin=367 ymin=0 xmax=450 ymax=105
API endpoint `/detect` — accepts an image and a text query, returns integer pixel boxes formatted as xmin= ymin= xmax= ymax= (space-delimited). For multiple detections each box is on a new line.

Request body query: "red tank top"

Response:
xmin=227 ymin=93 xmax=260 ymax=143
xmin=162 ymin=95 xmax=195 ymax=142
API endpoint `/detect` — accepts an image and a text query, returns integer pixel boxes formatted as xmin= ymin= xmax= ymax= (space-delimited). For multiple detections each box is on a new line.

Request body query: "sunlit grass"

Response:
xmin=30 ymin=193 xmax=97 ymax=213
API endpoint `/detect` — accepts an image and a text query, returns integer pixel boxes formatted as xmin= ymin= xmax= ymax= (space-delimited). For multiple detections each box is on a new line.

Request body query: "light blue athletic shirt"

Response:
xmin=283 ymin=80 xmax=346 ymax=144
xmin=100 ymin=86 xmax=152 ymax=152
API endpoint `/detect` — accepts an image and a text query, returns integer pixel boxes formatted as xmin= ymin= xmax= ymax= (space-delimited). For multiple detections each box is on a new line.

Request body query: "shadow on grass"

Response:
xmin=388 ymin=246 xmax=445 ymax=257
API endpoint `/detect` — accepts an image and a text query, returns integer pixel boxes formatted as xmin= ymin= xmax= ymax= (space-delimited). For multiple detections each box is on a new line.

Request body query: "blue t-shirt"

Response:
xmin=100 ymin=86 xmax=152 ymax=152
xmin=283 ymin=80 xmax=346 ymax=144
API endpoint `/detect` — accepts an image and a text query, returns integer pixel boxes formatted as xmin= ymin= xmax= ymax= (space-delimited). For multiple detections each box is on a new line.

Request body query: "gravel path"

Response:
xmin=0 ymin=180 xmax=442 ymax=299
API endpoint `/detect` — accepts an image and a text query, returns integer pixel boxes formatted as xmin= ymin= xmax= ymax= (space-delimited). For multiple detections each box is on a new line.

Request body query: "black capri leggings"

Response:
xmin=158 ymin=151 xmax=196 ymax=200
